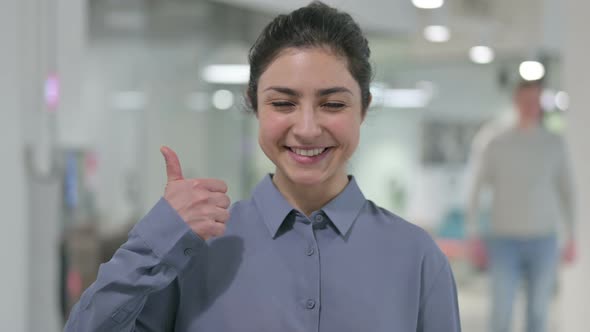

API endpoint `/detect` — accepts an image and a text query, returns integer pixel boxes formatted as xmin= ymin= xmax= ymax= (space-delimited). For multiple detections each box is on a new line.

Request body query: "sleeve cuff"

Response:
xmin=131 ymin=197 xmax=206 ymax=271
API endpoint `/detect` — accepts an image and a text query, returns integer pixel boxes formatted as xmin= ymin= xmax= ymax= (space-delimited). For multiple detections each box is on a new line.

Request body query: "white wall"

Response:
xmin=0 ymin=0 xmax=86 ymax=330
xmin=0 ymin=0 xmax=29 ymax=330
xmin=561 ymin=0 xmax=590 ymax=328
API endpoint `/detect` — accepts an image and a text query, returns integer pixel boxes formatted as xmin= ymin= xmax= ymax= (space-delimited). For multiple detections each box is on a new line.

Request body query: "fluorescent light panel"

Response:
xmin=202 ymin=65 xmax=249 ymax=84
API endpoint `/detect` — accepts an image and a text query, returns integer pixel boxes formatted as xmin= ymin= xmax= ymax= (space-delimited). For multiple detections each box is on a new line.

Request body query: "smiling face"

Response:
xmin=256 ymin=47 xmax=365 ymax=190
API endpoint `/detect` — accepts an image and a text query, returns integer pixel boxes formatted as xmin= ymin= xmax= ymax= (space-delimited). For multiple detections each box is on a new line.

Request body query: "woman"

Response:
xmin=65 ymin=2 xmax=461 ymax=331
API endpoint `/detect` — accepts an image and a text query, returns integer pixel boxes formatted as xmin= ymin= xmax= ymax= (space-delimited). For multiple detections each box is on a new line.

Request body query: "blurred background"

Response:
xmin=1 ymin=0 xmax=588 ymax=331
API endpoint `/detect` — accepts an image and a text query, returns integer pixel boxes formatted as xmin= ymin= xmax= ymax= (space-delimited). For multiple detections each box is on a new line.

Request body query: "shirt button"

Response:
xmin=314 ymin=214 xmax=324 ymax=222
xmin=306 ymin=299 xmax=316 ymax=309
xmin=184 ymin=248 xmax=194 ymax=256
xmin=305 ymin=246 xmax=315 ymax=256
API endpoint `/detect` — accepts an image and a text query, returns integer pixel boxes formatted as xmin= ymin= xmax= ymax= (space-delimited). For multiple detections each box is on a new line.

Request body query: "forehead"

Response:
xmin=258 ymin=47 xmax=359 ymax=93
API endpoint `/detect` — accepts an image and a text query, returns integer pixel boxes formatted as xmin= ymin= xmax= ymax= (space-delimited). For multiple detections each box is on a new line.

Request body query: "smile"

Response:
xmin=286 ymin=146 xmax=332 ymax=165
xmin=290 ymin=147 xmax=327 ymax=157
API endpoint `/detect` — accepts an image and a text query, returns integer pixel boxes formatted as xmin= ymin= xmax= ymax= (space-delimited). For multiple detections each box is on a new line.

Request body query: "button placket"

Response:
xmin=294 ymin=212 xmax=320 ymax=325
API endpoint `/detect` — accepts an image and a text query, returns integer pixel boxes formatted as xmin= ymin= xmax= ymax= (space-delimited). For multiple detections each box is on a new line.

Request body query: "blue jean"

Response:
xmin=486 ymin=235 xmax=558 ymax=332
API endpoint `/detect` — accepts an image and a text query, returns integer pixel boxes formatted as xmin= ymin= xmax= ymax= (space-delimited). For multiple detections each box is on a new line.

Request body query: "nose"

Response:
xmin=292 ymin=105 xmax=322 ymax=142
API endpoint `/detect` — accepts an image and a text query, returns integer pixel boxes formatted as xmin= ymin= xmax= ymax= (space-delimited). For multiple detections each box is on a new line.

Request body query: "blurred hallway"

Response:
xmin=2 ymin=0 xmax=590 ymax=331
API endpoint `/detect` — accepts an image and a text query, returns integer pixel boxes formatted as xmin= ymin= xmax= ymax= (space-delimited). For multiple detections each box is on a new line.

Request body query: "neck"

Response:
xmin=272 ymin=170 xmax=349 ymax=216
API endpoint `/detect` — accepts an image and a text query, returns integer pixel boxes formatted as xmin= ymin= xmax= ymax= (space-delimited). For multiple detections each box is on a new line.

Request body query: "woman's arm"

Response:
xmin=416 ymin=260 xmax=462 ymax=332
xmin=64 ymin=198 xmax=205 ymax=332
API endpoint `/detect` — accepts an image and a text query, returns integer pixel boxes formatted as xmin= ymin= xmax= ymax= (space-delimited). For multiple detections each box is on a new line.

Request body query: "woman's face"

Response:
xmin=256 ymin=47 xmax=365 ymax=187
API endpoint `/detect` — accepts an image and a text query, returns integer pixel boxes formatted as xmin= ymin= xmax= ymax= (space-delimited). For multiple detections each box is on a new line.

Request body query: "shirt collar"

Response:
xmin=321 ymin=175 xmax=366 ymax=237
xmin=252 ymin=174 xmax=366 ymax=238
xmin=252 ymin=175 xmax=294 ymax=238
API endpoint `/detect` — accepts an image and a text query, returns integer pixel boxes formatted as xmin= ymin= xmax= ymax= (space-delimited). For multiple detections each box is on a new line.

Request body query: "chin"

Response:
xmin=285 ymin=169 xmax=329 ymax=186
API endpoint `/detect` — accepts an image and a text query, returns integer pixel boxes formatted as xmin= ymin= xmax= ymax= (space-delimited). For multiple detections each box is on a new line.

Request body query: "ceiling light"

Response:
xmin=370 ymin=84 xmax=431 ymax=108
xmin=202 ymin=65 xmax=249 ymax=84
xmin=519 ymin=61 xmax=545 ymax=81
xmin=469 ymin=46 xmax=495 ymax=64
xmin=424 ymin=25 xmax=450 ymax=43
xmin=212 ymin=90 xmax=234 ymax=110
xmin=412 ymin=0 xmax=444 ymax=9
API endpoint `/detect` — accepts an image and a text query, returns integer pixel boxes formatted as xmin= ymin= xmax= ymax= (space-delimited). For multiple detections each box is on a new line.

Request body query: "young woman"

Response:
xmin=65 ymin=2 xmax=461 ymax=331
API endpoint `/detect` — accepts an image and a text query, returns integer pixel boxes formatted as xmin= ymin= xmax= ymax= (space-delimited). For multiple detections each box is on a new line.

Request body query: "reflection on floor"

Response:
xmin=458 ymin=270 xmax=560 ymax=331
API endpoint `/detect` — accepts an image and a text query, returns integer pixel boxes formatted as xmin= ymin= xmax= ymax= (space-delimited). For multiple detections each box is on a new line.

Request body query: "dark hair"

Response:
xmin=247 ymin=1 xmax=373 ymax=113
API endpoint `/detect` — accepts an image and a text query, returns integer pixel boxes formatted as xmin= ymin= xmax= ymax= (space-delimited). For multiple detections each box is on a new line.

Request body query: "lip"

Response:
xmin=286 ymin=146 xmax=332 ymax=165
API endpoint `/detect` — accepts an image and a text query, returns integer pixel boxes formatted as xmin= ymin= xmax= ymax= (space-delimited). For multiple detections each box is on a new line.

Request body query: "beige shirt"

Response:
xmin=467 ymin=125 xmax=575 ymax=238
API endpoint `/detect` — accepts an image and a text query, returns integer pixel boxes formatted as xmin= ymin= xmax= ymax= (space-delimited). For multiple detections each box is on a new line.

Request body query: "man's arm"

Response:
xmin=466 ymin=142 xmax=493 ymax=236
xmin=556 ymin=139 xmax=576 ymax=239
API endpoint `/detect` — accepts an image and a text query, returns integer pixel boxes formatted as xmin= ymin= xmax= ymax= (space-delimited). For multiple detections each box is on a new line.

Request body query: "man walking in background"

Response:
xmin=467 ymin=80 xmax=576 ymax=332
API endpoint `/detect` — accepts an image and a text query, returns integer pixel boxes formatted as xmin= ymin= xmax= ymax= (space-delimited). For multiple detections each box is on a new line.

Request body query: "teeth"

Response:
xmin=293 ymin=148 xmax=326 ymax=157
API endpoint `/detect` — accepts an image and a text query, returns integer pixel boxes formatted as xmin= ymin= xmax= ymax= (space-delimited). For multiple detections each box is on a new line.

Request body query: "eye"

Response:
xmin=270 ymin=101 xmax=296 ymax=112
xmin=322 ymin=102 xmax=346 ymax=111
xmin=272 ymin=101 xmax=295 ymax=107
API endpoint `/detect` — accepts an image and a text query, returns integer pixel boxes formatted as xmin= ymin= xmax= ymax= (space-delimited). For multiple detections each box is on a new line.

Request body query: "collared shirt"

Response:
xmin=65 ymin=175 xmax=461 ymax=332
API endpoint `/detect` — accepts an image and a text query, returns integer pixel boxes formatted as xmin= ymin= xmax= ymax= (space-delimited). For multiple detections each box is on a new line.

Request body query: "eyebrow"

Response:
xmin=263 ymin=86 xmax=353 ymax=97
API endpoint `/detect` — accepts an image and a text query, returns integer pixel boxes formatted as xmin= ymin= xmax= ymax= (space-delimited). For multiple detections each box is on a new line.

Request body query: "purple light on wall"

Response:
xmin=45 ymin=74 xmax=60 ymax=111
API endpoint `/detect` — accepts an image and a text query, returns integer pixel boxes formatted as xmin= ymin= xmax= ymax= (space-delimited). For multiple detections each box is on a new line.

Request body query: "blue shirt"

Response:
xmin=65 ymin=175 xmax=461 ymax=331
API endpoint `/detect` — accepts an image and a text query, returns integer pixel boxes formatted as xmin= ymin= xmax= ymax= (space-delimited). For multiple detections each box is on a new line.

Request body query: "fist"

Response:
xmin=160 ymin=146 xmax=230 ymax=240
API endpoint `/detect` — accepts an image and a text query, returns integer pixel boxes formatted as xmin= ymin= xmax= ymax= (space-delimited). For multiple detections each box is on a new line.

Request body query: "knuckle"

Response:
xmin=214 ymin=193 xmax=231 ymax=207
xmin=192 ymin=179 xmax=205 ymax=189
xmin=202 ymin=205 xmax=216 ymax=216
xmin=191 ymin=191 xmax=208 ymax=205
xmin=220 ymin=209 xmax=230 ymax=222
xmin=204 ymin=220 xmax=218 ymax=235
xmin=220 ymin=181 xmax=228 ymax=191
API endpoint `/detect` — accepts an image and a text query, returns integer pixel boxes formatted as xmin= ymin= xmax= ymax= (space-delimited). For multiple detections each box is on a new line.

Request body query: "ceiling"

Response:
xmin=211 ymin=0 xmax=565 ymax=62
xmin=91 ymin=0 xmax=565 ymax=65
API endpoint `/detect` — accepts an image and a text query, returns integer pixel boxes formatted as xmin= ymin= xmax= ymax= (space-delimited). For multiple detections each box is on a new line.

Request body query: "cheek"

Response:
xmin=330 ymin=117 xmax=361 ymax=148
xmin=258 ymin=112 xmax=287 ymax=147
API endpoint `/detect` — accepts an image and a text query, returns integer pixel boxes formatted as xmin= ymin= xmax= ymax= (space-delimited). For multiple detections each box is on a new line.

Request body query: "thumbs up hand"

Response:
xmin=160 ymin=146 xmax=230 ymax=240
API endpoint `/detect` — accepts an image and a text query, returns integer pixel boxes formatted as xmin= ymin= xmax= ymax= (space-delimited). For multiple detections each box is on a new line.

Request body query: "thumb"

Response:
xmin=160 ymin=146 xmax=184 ymax=182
